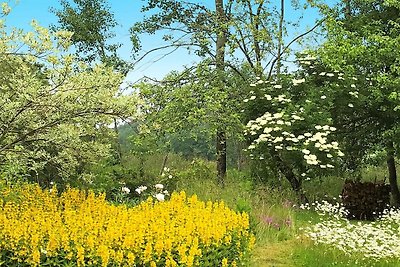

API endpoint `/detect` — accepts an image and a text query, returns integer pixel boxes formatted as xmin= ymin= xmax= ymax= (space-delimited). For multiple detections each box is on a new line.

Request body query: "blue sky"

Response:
xmin=4 ymin=0 xmax=335 ymax=83
xmin=5 ymin=0 xmax=186 ymax=83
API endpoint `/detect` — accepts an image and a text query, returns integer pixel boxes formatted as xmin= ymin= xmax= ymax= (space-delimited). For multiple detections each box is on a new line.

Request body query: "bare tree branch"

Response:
xmin=267 ymin=19 xmax=325 ymax=79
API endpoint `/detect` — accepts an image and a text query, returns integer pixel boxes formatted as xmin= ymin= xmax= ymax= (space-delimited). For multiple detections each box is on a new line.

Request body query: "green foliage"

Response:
xmin=132 ymin=0 xmax=316 ymax=183
xmin=313 ymin=0 xmax=400 ymax=168
xmin=136 ymin=64 xmax=245 ymax=138
xmin=176 ymin=159 xmax=216 ymax=183
xmin=51 ymin=0 xmax=132 ymax=73
xmin=132 ymin=0 xmax=311 ymax=77
xmin=0 ymin=14 xmax=137 ymax=186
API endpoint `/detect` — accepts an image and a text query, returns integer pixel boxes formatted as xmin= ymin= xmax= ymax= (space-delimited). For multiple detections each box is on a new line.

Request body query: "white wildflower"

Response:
xmin=155 ymin=193 xmax=165 ymax=201
xmin=155 ymin=184 xmax=164 ymax=189
xmin=121 ymin=186 xmax=130 ymax=194
xmin=135 ymin=186 xmax=147 ymax=194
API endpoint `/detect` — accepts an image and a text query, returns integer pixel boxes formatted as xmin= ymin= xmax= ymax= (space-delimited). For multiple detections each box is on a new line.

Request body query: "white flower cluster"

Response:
xmin=135 ymin=185 xmax=147 ymax=194
xmin=121 ymin=186 xmax=130 ymax=194
xmin=161 ymin=167 xmax=173 ymax=179
xmin=301 ymin=203 xmax=400 ymax=261
xmin=297 ymin=55 xmax=316 ymax=66
xmin=292 ymin=78 xmax=306 ymax=86
xmin=299 ymin=200 xmax=348 ymax=220
xmin=244 ymin=93 xmax=292 ymax=104
xmin=245 ymin=108 xmax=344 ymax=168
xmin=135 ymin=183 xmax=169 ymax=202
xmin=154 ymin=183 xmax=168 ymax=201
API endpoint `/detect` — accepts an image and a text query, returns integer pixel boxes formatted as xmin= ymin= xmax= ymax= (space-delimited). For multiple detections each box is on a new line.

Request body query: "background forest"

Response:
xmin=0 ymin=0 xmax=400 ymax=266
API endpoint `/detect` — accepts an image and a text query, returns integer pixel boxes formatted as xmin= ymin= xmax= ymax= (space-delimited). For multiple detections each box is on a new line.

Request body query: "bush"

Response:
xmin=0 ymin=183 xmax=254 ymax=266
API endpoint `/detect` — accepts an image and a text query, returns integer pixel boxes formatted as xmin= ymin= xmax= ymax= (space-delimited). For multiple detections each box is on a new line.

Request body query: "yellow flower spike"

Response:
xmin=222 ymin=257 xmax=229 ymax=267
xmin=166 ymin=256 xmax=178 ymax=267
xmin=31 ymin=249 xmax=41 ymax=266
xmin=76 ymin=245 xmax=85 ymax=266
xmin=143 ymin=241 xmax=153 ymax=263
xmin=127 ymin=252 xmax=136 ymax=265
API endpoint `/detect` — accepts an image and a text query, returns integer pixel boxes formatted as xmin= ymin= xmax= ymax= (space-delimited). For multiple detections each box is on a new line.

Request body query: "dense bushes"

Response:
xmin=0 ymin=183 xmax=254 ymax=266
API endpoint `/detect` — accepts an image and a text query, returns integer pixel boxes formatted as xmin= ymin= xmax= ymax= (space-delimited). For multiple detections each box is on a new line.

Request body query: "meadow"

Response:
xmin=2 ymin=154 xmax=396 ymax=266
xmin=151 ymin=155 xmax=400 ymax=267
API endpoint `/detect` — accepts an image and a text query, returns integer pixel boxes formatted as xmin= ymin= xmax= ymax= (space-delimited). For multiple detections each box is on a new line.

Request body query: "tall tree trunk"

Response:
xmin=215 ymin=0 xmax=227 ymax=186
xmin=344 ymin=0 xmax=351 ymax=19
xmin=387 ymin=141 xmax=400 ymax=206
xmin=276 ymin=0 xmax=284 ymax=75
xmin=113 ymin=118 xmax=122 ymax=164
xmin=252 ymin=0 xmax=265 ymax=76
xmin=216 ymin=131 xmax=227 ymax=186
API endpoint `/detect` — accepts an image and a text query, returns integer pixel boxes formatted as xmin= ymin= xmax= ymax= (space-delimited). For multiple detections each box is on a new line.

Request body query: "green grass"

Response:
xmin=292 ymin=241 xmax=400 ymax=267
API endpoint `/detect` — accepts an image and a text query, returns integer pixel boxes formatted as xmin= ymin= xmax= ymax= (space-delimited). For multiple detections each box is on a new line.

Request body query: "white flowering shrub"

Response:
xmin=134 ymin=183 xmax=169 ymax=202
xmin=301 ymin=201 xmax=400 ymax=262
xmin=130 ymin=167 xmax=175 ymax=203
xmin=108 ymin=167 xmax=174 ymax=205
xmin=244 ymin=79 xmax=344 ymax=182
xmin=243 ymin=55 xmax=366 ymax=182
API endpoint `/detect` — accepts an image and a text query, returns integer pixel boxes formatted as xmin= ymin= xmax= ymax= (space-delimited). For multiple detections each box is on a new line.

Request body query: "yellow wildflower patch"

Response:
xmin=0 ymin=183 xmax=253 ymax=266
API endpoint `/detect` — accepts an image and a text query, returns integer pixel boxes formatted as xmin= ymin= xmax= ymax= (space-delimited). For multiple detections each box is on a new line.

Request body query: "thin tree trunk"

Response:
xmin=252 ymin=0 xmax=265 ymax=76
xmin=160 ymin=153 xmax=169 ymax=175
xmin=387 ymin=141 xmax=400 ymax=207
xmin=216 ymin=130 xmax=227 ymax=186
xmin=113 ymin=118 xmax=122 ymax=164
xmin=139 ymin=155 xmax=145 ymax=178
xmin=344 ymin=0 xmax=351 ymax=19
xmin=276 ymin=0 xmax=284 ymax=75
xmin=215 ymin=0 xmax=227 ymax=186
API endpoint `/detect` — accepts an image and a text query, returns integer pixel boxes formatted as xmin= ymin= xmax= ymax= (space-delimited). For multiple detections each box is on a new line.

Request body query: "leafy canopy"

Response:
xmin=0 ymin=9 xmax=137 ymax=183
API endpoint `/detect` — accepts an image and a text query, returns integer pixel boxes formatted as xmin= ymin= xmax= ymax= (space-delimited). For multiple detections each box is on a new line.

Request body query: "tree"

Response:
xmin=244 ymin=57 xmax=349 ymax=202
xmin=52 ymin=0 xmax=138 ymax=166
xmin=313 ymin=0 xmax=400 ymax=205
xmin=135 ymin=64 xmax=244 ymax=173
xmin=215 ymin=0 xmax=228 ymax=185
xmin=51 ymin=0 xmax=132 ymax=74
xmin=0 ymin=12 xmax=137 ymax=185
xmin=132 ymin=0 xmax=321 ymax=185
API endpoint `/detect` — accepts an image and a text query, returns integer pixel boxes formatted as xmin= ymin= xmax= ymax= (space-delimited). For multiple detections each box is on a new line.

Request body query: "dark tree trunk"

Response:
xmin=344 ymin=0 xmax=351 ymax=19
xmin=215 ymin=0 xmax=227 ymax=186
xmin=160 ymin=153 xmax=169 ymax=175
xmin=216 ymin=130 xmax=227 ymax=186
xmin=270 ymin=148 xmax=308 ymax=203
xmin=113 ymin=118 xmax=122 ymax=164
xmin=139 ymin=155 xmax=145 ymax=178
xmin=387 ymin=141 xmax=400 ymax=207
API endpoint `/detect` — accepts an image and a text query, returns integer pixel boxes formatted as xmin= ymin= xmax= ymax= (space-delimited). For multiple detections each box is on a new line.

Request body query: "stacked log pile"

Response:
xmin=341 ymin=180 xmax=391 ymax=220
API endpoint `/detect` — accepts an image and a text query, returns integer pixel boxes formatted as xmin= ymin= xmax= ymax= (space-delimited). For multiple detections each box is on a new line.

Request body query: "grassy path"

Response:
xmin=251 ymin=240 xmax=297 ymax=267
